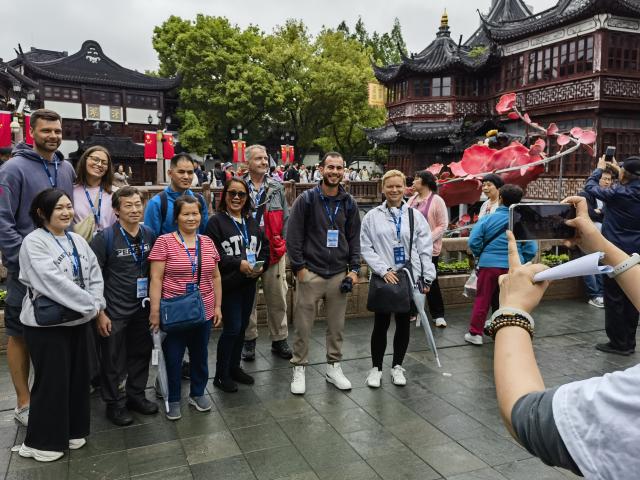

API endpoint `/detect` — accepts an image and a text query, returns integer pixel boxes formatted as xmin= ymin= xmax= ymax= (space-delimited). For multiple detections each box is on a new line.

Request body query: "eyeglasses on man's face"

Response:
xmin=226 ymin=190 xmax=247 ymax=199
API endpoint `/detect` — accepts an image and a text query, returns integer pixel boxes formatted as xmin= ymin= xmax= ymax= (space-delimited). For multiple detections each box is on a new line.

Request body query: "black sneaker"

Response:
xmin=106 ymin=406 xmax=134 ymax=426
xmin=231 ymin=367 xmax=255 ymax=385
xmin=242 ymin=340 xmax=256 ymax=361
xmin=595 ymin=342 xmax=635 ymax=356
xmin=126 ymin=397 xmax=159 ymax=415
xmin=271 ymin=340 xmax=293 ymax=360
xmin=181 ymin=360 xmax=191 ymax=379
xmin=213 ymin=377 xmax=238 ymax=393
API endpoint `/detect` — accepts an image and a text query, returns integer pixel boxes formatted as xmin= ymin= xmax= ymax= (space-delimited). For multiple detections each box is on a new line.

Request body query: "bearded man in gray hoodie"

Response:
xmin=0 ymin=109 xmax=75 ymax=426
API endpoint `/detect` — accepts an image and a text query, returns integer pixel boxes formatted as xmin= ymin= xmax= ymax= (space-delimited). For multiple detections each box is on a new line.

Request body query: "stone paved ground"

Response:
xmin=0 ymin=298 xmax=637 ymax=480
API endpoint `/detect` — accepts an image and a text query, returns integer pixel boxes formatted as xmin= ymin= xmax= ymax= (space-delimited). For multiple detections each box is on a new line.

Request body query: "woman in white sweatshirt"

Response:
xmin=360 ymin=170 xmax=436 ymax=388
xmin=17 ymin=188 xmax=105 ymax=462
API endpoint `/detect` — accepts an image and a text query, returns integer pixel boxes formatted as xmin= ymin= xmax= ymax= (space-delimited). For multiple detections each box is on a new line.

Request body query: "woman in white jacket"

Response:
xmin=17 ymin=188 xmax=105 ymax=462
xmin=360 ymin=170 xmax=436 ymax=388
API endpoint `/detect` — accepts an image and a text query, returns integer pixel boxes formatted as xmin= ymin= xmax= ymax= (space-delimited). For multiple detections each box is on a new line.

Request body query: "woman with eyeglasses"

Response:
xmin=148 ymin=195 xmax=222 ymax=420
xmin=73 ymin=146 xmax=117 ymax=241
xmin=205 ymin=178 xmax=269 ymax=392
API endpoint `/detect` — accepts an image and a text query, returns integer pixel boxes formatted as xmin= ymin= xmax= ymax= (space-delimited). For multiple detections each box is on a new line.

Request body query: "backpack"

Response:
xmin=302 ymin=187 xmax=356 ymax=231
xmin=159 ymin=190 xmax=210 ymax=228
xmin=103 ymin=223 xmax=155 ymax=261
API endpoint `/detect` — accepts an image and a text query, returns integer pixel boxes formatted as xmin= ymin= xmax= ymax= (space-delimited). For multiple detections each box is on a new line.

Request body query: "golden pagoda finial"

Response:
xmin=441 ymin=9 xmax=449 ymax=28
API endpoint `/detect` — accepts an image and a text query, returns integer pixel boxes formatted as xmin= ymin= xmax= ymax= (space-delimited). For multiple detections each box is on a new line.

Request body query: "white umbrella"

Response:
xmin=151 ymin=329 xmax=170 ymax=413
xmin=402 ymin=268 xmax=442 ymax=368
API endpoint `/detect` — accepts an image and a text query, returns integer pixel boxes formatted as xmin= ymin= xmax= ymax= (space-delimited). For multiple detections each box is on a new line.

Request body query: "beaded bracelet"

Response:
xmin=484 ymin=313 xmax=534 ymax=339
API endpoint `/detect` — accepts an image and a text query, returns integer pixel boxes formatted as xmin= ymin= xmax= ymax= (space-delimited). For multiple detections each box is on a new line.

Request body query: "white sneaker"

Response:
xmin=325 ymin=363 xmax=352 ymax=390
xmin=434 ymin=317 xmax=447 ymax=328
xmin=390 ymin=365 xmax=407 ymax=386
xmin=588 ymin=297 xmax=605 ymax=308
xmin=291 ymin=366 xmax=306 ymax=395
xmin=365 ymin=368 xmax=382 ymax=388
xmin=14 ymin=405 xmax=29 ymax=426
xmin=18 ymin=444 xmax=64 ymax=462
xmin=68 ymin=438 xmax=86 ymax=450
xmin=464 ymin=333 xmax=483 ymax=345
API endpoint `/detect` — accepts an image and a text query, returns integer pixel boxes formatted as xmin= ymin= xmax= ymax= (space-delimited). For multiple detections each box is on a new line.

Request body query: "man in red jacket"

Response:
xmin=242 ymin=145 xmax=292 ymax=359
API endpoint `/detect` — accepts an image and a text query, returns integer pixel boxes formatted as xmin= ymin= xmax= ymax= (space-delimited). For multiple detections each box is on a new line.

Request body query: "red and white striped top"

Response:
xmin=148 ymin=233 xmax=220 ymax=320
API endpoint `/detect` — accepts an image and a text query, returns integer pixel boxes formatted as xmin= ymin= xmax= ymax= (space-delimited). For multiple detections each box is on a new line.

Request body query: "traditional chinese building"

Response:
xmin=9 ymin=40 xmax=180 ymax=183
xmin=367 ymin=0 xmax=640 ymax=200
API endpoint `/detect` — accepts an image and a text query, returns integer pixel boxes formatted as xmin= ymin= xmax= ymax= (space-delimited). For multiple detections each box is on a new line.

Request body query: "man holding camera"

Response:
xmin=286 ymin=152 xmax=361 ymax=394
xmin=584 ymin=155 xmax=640 ymax=355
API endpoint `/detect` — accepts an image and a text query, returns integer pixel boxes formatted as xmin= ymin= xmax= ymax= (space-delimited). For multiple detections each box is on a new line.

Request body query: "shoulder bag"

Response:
xmin=160 ymin=235 xmax=207 ymax=332
xmin=366 ymin=208 xmax=415 ymax=314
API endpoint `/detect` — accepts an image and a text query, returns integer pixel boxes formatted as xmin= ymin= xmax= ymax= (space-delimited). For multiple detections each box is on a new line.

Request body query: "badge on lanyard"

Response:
xmin=327 ymin=229 xmax=339 ymax=248
xmin=186 ymin=283 xmax=198 ymax=293
xmin=136 ymin=278 xmax=148 ymax=299
xmin=393 ymin=245 xmax=406 ymax=266
xmin=246 ymin=251 xmax=257 ymax=267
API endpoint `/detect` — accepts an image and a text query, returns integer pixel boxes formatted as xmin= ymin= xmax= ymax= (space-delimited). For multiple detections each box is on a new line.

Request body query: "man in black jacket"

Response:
xmin=286 ymin=152 xmax=361 ymax=395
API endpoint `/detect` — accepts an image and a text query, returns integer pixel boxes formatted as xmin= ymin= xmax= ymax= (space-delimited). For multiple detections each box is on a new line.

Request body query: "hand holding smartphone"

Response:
xmin=252 ymin=260 xmax=265 ymax=272
xmin=509 ymin=203 xmax=576 ymax=241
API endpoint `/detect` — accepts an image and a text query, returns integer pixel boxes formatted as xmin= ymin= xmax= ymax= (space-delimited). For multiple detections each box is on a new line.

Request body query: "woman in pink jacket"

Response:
xmin=408 ymin=171 xmax=449 ymax=327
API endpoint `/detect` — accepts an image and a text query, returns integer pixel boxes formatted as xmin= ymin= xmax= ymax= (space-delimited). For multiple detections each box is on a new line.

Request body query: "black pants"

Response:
xmin=99 ymin=311 xmax=152 ymax=408
xmin=604 ymin=276 xmax=639 ymax=351
xmin=24 ymin=323 xmax=90 ymax=452
xmin=427 ymin=257 xmax=446 ymax=319
xmin=87 ymin=318 xmax=101 ymax=387
xmin=217 ymin=282 xmax=256 ymax=380
xmin=371 ymin=312 xmax=411 ymax=369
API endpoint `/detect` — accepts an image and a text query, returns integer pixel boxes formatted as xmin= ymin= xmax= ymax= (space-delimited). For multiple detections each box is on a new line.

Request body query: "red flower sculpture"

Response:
xmin=496 ymin=93 xmax=517 ymax=114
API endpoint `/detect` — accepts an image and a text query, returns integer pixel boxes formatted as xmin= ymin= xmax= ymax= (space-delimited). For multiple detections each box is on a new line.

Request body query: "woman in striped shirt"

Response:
xmin=149 ymin=195 xmax=222 ymax=421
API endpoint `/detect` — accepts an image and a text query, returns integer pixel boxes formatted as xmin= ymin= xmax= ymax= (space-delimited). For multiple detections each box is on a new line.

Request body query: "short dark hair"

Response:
xmin=30 ymin=109 xmax=62 ymax=128
xmin=482 ymin=173 xmax=504 ymax=189
xmin=173 ymin=194 xmax=202 ymax=222
xmin=75 ymin=146 xmax=114 ymax=193
xmin=214 ymin=162 xmax=221 ymax=169
xmin=499 ymin=184 xmax=524 ymax=207
xmin=414 ymin=170 xmax=438 ymax=192
xmin=320 ymin=151 xmax=344 ymax=166
xmin=601 ymin=167 xmax=617 ymax=179
xmin=217 ymin=177 xmax=254 ymax=218
xmin=111 ymin=186 xmax=141 ymax=210
xmin=29 ymin=188 xmax=69 ymax=228
xmin=170 ymin=153 xmax=195 ymax=169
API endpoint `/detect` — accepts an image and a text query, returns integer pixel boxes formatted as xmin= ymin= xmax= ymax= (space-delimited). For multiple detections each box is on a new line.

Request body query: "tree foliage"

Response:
xmin=152 ymin=15 xmax=388 ymax=160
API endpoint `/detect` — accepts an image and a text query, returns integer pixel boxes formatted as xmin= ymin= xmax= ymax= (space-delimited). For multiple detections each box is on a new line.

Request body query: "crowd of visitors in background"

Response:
xmin=1 ymin=108 xmax=639 ymax=477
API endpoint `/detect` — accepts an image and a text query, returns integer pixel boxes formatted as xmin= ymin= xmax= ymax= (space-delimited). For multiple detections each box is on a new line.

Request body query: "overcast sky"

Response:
xmin=5 ymin=0 xmax=557 ymax=72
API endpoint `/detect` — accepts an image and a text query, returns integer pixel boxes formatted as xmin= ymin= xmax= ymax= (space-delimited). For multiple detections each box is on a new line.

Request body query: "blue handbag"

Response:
xmin=160 ymin=236 xmax=207 ymax=332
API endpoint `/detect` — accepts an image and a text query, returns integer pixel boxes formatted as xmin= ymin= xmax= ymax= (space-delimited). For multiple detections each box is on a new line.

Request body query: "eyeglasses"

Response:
xmin=226 ymin=190 xmax=247 ymax=199
xmin=87 ymin=156 xmax=109 ymax=166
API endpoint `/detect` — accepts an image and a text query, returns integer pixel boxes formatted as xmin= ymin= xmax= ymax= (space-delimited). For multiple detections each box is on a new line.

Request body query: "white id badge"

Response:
xmin=136 ymin=278 xmax=148 ymax=299
xmin=151 ymin=348 xmax=159 ymax=366
xmin=393 ymin=245 xmax=406 ymax=265
xmin=326 ymin=230 xmax=339 ymax=248
xmin=246 ymin=251 xmax=257 ymax=268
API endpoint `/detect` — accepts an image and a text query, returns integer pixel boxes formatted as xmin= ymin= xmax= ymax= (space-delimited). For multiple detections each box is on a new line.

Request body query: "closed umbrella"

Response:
xmin=151 ymin=329 xmax=170 ymax=413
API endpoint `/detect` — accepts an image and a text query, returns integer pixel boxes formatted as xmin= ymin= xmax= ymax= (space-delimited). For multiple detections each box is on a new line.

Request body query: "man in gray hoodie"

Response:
xmin=0 ymin=109 xmax=75 ymax=426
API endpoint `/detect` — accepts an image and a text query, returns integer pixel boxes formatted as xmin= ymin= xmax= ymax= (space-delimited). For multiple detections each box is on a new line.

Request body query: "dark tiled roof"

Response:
xmin=465 ymin=0 xmax=532 ymax=47
xmin=482 ymin=0 xmax=640 ymax=43
xmin=70 ymin=135 xmax=143 ymax=159
xmin=373 ymin=20 xmax=493 ymax=84
xmin=17 ymin=40 xmax=179 ymax=91
xmin=364 ymin=121 xmax=464 ymax=144
xmin=0 ymin=61 xmax=39 ymax=90
xmin=8 ymin=47 xmax=68 ymax=66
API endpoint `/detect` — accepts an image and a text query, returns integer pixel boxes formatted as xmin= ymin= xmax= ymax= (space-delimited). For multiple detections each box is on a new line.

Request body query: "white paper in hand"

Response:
xmin=533 ymin=252 xmax=613 ymax=282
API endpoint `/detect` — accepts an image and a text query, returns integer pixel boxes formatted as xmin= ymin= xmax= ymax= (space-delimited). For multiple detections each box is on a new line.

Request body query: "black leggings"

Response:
xmin=371 ymin=312 xmax=411 ymax=369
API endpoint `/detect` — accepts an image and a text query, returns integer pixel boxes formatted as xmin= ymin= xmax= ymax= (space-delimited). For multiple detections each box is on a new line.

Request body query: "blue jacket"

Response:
xmin=584 ymin=168 xmax=640 ymax=254
xmin=0 ymin=143 xmax=75 ymax=272
xmin=143 ymin=186 xmax=208 ymax=236
xmin=469 ymin=206 xmax=537 ymax=268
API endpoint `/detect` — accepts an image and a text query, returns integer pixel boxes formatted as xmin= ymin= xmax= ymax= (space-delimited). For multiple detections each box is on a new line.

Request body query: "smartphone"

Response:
xmin=509 ymin=203 xmax=576 ymax=241
xmin=605 ymin=146 xmax=616 ymax=161
xmin=252 ymin=260 xmax=265 ymax=271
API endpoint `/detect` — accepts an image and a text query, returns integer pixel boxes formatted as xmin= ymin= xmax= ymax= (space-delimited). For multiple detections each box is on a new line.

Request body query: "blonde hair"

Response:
xmin=381 ymin=169 xmax=406 ymax=187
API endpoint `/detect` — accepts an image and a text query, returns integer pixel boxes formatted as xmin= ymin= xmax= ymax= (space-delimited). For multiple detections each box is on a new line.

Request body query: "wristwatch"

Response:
xmin=608 ymin=253 xmax=640 ymax=278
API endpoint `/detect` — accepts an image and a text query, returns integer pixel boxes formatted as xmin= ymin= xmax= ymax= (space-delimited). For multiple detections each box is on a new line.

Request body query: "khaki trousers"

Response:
xmin=291 ymin=271 xmax=348 ymax=366
xmin=245 ymin=255 xmax=289 ymax=342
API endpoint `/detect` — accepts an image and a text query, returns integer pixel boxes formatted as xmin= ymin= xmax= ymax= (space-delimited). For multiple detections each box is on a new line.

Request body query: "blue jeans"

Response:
xmin=216 ymin=282 xmax=256 ymax=380
xmin=163 ymin=320 xmax=211 ymax=402
xmin=583 ymin=274 xmax=603 ymax=299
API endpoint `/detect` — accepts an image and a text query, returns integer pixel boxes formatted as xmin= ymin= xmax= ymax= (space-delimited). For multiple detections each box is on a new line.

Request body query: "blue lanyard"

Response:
xmin=48 ymin=230 xmax=80 ymax=278
xmin=320 ymin=193 xmax=341 ymax=228
xmin=229 ymin=214 xmax=250 ymax=248
xmin=41 ymin=158 xmax=59 ymax=188
xmin=176 ymin=232 xmax=199 ymax=277
xmin=388 ymin=206 xmax=403 ymax=242
xmin=249 ymin=181 xmax=265 ymax=204
xmin=84 ymin=186 xmax=103 ymax=226
xmin=118 ymin=224 xmax=145 ymax=274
